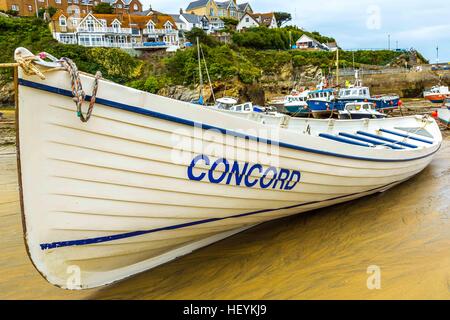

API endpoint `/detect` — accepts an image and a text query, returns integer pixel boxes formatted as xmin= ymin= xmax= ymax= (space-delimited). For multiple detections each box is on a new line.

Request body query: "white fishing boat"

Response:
xmin=268 ymin=89 xmax=310 ymax=115
xmin=338 ymin=102 xmax=387 ymax=120
xmin=13 ymin=48 xmax=442 ymax=289
xmin=423 ymin=85 xmax=450 ymax=104
xmin=436 ymin=98 xmax=450 ymax=127
xmin=213 ymin=97 xmax=262 ymax=113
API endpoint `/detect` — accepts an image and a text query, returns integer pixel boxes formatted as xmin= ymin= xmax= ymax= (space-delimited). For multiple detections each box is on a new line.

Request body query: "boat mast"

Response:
xmin=336 ymin=49 xmax=340 ymax=87
xmin=197 ymin=37 xmax=204 ymax=103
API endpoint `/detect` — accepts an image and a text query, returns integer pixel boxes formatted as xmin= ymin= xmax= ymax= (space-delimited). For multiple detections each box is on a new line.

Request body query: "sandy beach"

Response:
xmin=0 ymin=109 xmax=449 ymax=300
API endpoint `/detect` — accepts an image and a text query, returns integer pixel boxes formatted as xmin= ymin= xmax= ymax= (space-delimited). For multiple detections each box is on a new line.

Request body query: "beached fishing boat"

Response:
xmin=423 ymin=85 xmax=450 ymax=104
xmin=268 ymin=89 xmax=310 ymax=116
xmin=307 ymin=71 xmax=400 ymax=118
xmin=13 ymin=48 xmax=442 ymax=289
xmin=436 ymin=98 xmax=450 ymax=126
xmin=338 ymin=102 xmax=387 ymax=120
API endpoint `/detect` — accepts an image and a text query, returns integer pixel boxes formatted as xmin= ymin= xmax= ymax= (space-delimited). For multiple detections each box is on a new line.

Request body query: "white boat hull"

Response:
xmin=16 ymin=60 xmax=442 ymax=289
xmin=437 ymin=108 xmax=450 ymax=127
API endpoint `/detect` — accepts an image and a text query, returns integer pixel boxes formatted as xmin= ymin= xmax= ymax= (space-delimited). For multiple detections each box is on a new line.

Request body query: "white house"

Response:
xmin=50 ymin=10 xmax=179 ymax=49
xmin=295 ymin=34 xmax=330 ymax=51
xmin=170 ymin=12 xmax=212 ymax=34
xmin=236 ymin=12 xmax=277 ymax=31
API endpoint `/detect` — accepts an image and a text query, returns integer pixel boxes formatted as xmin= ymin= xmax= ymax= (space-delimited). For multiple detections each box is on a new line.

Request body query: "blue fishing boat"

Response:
xmin=336 ymin=71 xmax=400 ymax=111
xmin=307 ymin=71 xmax=400 ymax=118
xmin=306 ymin=88 xmax=337 ymax=118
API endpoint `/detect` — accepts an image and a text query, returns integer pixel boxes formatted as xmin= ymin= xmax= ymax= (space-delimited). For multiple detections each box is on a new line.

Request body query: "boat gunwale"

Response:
xmin=18 ymin=78 xmax=442 ymax=163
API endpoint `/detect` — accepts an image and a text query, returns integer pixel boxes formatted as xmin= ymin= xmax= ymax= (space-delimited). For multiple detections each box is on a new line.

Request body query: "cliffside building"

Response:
xmin=0 ymin=0 xmax=143 ymax=17
xmin=50 ymin=9 xmax=179 ymax=49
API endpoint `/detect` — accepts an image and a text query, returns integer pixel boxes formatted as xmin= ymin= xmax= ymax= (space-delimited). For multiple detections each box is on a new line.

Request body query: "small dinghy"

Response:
xmin=436 ymin=98 xmax=450 ymax=127
xmin=13 ymin=48 xmax=442 ymax=289
xmin=338 ymin=102 xmax=387 ymax=119
xmin=423 ymin=85 xmax=450 ymax=104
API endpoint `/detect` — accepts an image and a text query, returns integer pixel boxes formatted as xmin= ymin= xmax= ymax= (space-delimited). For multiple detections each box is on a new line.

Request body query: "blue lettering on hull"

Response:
xmin=187 ymin=155 xmax=301 ymax=191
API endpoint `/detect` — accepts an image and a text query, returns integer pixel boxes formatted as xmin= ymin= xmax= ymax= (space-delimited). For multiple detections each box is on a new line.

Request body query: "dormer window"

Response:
xmin=112 ymin=21 xmax=120 ymax=32
xmin=59 ymin=16 xmax=67 ymax=27
xmin=147 ymin=22 xmax=155 ymax=33
xmin=86 ymin=17 xmax=94 ymax=31
xmin=165 ymin=22 xmax=172 ymax=30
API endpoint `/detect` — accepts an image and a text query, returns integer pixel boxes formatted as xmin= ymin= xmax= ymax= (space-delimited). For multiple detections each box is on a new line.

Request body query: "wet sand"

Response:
xmin=0 ymin=121 xmax=449 ymax=299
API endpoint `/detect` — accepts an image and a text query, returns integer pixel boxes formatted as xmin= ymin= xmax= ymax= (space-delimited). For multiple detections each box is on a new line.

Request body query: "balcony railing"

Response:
xmin=77 ymin=41 xmax=180 ymax=49
xmin=142 ymin=29 xmax=178 ymax=35
xmin=76 ymin=27 xmax=132 ymax=34
xmin=79 ymin=42 xmax=135 ymax=48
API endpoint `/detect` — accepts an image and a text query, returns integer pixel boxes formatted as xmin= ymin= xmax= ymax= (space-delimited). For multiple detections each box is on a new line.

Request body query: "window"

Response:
xmin=133 ymin=4 xmax=138 ymax=10
xmin=11 ymin=4 xmax=19 ymax=11
xmin=117 ymin=4 xmax=122 ymax=8
xmin=38 ymin=0 xmax=44 ymax=2
xmin=59 ymin=16 xmax=67 ymax=26
xmin=245 ymin=17 xmax=249 ymax=22
xmin=86 ymin=18 xmax=94 ymax=31
xmin=112 ymin=21 xmax=120 ymax=32
xmin=210 ymin=8 xmax=214 ymax=16
xmin=28 ymin=5 xmax=32 ymax=11
xmin=55 ymin=0 xmax=61 ymax=3
xmin=79 ymin=35 xmax=90 ymax=46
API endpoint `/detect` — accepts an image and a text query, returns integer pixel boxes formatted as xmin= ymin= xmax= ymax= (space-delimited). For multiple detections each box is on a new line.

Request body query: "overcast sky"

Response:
xmin=141 ymin=0 xmax=449 ymax=62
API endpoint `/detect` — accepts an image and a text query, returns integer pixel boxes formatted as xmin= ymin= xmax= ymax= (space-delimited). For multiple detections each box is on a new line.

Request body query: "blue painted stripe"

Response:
xmin=356 ymin=131 xmax=418 ymax=149
xmin=39 ymin=181 xmax=401 ymax=250
xmin=379 ymin=129 xmax=433 ymax=144
xmin=318 ymin=133 xmax=372 ymax=147
xmin=18 ymin=78 xmax=438 ymax=162
xmin=339 ymin=132 xmax=404 ymax=150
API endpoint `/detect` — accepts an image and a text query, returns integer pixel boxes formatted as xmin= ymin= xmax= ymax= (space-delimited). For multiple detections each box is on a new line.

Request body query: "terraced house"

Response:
xmin=236 ymin=12 xmax=278 ymax=31
xmin=49 ymin=9 xmax=179 ymax=49
xmin=185 ymin=0 xmax=252 ymax=30
xmin=0 ymin=0 xmax=143 ymax=16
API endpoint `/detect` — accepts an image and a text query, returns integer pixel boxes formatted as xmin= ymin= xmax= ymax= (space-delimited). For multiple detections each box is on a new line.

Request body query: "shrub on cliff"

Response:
xmin=0 ymin=16 xmax=142 ymax=84
xmin=185 ymin=28 xmax=219 ymax=47
xmin=164 ymin=45 xmax=261 ymax=86
xmin=232 ymin=27 xmax=290 ymax=50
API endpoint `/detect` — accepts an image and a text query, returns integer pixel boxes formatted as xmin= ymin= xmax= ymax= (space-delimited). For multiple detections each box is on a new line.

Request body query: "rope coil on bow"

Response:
xmin=59 ymin=57 xmax=102 ymax=123
xmin=15 ymin=55 xmax=47 ymax=80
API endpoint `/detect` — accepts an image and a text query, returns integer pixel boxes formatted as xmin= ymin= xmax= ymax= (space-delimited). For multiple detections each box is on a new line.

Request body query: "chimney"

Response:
xmin=180 ymin=8 xmax=183 ymax=14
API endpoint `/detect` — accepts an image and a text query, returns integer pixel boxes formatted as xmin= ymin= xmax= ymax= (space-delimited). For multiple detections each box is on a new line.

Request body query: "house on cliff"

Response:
xmin=0 ymin=0 xmax=143 ymax=17
xmin=236 ymin=12 xmax=277 ymax=31
xmin=294 ymin=34 xmax=331 ymax=51
xmin=49 ymin=9 xmax=179 ymax=49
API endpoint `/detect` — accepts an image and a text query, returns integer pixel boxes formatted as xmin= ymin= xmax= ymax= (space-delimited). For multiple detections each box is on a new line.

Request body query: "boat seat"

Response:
xmin=338 ymin=132 xmax=404 ymax=150
xmin=378 ymin=128 xmax=433 ymax=144
xmin=318 ymin=133 xmax=372 ymax=147
xmin=356 ymin=131 xmax=418 ymax=149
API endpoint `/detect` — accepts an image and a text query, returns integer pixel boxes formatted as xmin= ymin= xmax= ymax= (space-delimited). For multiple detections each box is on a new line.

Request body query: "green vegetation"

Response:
xmin=185 ymin=28 xmax=220 ymax=47
xmin=0 ymin=16 xmax=143 ymax=85
xmin=38 ymin=6 xmax=57 ymax=19
xmin=273 ymin=12 xmax=292 ymax=27
xmin=221 ymin=17 xmax=238 ymax=32
xmin=232 ymin=26 xmax=336 ymax=50
xmin=93 ymin=3 xmax=114 ymax=14
xmin=0 ymin=16 xmax=417 ymax=97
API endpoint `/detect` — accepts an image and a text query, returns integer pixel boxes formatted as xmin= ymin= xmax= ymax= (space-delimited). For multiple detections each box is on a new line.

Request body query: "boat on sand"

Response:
xmin=12 ymin=48 xmax=442 ymax=289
